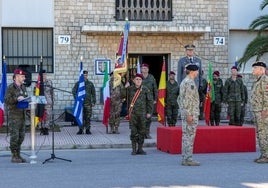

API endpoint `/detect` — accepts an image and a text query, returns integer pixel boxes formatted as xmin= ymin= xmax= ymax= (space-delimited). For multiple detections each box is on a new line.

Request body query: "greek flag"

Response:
xmin=73 ymin=62 xmax=86 ymax=127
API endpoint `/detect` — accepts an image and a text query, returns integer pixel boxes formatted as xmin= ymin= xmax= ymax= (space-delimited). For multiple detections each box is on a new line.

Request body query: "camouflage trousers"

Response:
xmin=210 ymin=102 xmax=221 ymax=125
xmin=228 ymin=101 xmax=242 ymax=126
xmin=109 ymin=102 xmax=122 ymax=128
xmin=8 ymin=118 xmax=26 ymax=152
xmin=181 ymin=116 xmax=198 ymax=161
xmin=129 ymin=113 xmax=146 ymax=144
xmin=253 ymin=112 xmax=268 ymax=158
xmin=82 ymin=104 xmax=92 ymax=130
xmin=166 ymin=104 xmax=178 ymax=126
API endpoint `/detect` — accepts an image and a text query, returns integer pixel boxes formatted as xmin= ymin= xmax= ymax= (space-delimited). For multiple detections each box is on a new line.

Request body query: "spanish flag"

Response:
xmin=156 ymin=57 xmax=166 ymax=125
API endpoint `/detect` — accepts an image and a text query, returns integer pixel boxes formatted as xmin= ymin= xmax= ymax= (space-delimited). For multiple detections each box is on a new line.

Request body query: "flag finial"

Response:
xmin=80 ymin=56 xmax=83 ymax=61
xmin=3 ymin=56 xmax=5 ymax=60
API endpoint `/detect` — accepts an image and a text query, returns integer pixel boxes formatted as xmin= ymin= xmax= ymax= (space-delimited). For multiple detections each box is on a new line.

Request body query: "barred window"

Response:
xmin=115 ymin=0 xmax=172 ymax=21
xmin=2 ymin=28 xmax=53 ymax=73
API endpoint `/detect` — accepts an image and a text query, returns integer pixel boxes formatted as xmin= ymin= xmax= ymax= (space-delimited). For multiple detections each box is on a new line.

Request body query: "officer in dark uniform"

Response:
xmin=5 ymin=69 xmax=28 ymax=163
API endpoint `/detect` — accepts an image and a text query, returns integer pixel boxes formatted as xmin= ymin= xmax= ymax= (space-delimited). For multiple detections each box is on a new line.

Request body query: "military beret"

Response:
xmin=237 ymin=74 xmax=243 ymax=78
xmin=186 ymin=64 xmax=199 ymax=71
xmin=83 ymin=70 xmax=88 ymax=74
xmin=134 ymin=73 xmax=143 ymax=79
xmin=14 ymin=69 xmax=26 ymax=75
xmin=184 ymin=44 xmax=195 ymax=50
xmin=231 ymin=66 xmax=238 ymax=70
xmin=141 ymin=63 xmax=149 ymax=68
xmin=213 ymin=71 xmax=220 ymax=76
xmin=252 ymin=61 xmax=267 ymax=68
xmin=169 ymin=71 xmax=176 ymax=75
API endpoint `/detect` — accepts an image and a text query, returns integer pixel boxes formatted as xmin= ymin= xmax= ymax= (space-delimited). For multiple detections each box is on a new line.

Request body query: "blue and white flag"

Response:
xmin=73 ymin=62 xmax=86 ymax=127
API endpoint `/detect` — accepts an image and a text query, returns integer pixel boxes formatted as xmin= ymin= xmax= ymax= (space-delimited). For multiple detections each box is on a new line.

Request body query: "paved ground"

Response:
xmin=0 ymin=120 xmax=267 ymax=188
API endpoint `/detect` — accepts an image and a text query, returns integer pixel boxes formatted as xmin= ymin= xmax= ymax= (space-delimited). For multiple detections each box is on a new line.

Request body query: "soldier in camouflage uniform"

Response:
xmin=250 ymin=61 xmax=268 ymax=163
xmin=179 ymin=64 xmax=200 ymax=166
xmin=210 ymin=71 xmax=223 ymax=126
xmin=108 ymin=72 xmax=126 ymax=134
xmin=237 ymin=74 xmax=248 ymax=125
xmin=166 ymin=71 xmax=180 ymax=126
xmin=72 ymin=70 xmax=96 ymax=135
xmin=128 ymin=74 xmax=153 ymax=155
xmin=199 ymin=70 xmax=208 ymax=120
xmin=141 ymin=63 xmax=157 ymax=139
xmin=223 ymin=66 xmax=245 ymax=126
xmin=39 ymin=70 xmax=54 ymax=135
xmin=4 ymin=69 xmax=28 ymax=163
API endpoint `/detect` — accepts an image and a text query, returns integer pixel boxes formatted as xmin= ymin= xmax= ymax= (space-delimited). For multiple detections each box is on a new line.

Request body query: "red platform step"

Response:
xmin=157 ymin=126 xmax=256 ymax=154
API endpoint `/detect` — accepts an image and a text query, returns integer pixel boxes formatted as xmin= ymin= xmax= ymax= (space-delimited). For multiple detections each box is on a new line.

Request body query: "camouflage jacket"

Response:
xmin=166 ymin=80 xmax=179 ymax=105
xmin=213 ymin=78 xmax=223 ymax=104
xmin=142 ymin=74 xmax=158 ymax=101
xmin=72 ymin=79 xmax=96 ymax=105
xmin=179 ymin=76 xmax=200 ymax=117
xmin=127 ymin=85 xmax=153 ymax=116
xmin=250 ymin=74 xmax=268 ymax=112
xmin=5 ymin=82 xmax=28 ymax=116
xmin=109 ymin=79 xmax=126 ymax=104
xmin=223 ymin=77 xmax=245 ymax=103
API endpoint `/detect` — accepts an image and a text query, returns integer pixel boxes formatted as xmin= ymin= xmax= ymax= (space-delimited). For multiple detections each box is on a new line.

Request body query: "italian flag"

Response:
xmin=102 ymin=62 xmax=110 ymax=127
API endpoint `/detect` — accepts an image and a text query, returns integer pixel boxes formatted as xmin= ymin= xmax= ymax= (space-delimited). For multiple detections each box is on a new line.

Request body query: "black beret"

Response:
xmin=83 ymin=70 xmax=88 ymax=74
xmin=252 ymin=61 xmax=266 ymax=68
xmin=184 ymin=44 xmax=195 ymax=50
xmin=186 ymin=64 xmax=199 ymax=71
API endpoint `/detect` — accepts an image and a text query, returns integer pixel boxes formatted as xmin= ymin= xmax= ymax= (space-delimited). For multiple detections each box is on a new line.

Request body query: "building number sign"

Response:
xmin=213 ymin=37 xmax=225 ymax=45
xmin=58 ymin=35 xmax=71 ymax=45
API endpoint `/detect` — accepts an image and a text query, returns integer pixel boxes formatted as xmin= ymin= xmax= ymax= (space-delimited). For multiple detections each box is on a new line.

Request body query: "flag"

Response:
xmin=102 ymin=62 xmax=110 ymax=127
xmin=204 ymin=62 xmax=215 ymax=125
xmin=136 ymin=60 xmax=141 ymax=74
xmin=34 ymin=60 xmax=45 ymax=126
xmin=0 ymin=58 xmax=7 ymax=127
xmin=156 ymin=57 xmax=166 ymax=125
xmin=113 ymin=20 xmax=130 ymax=88
xmin=73 ymin=62 xmax=86 ymax=127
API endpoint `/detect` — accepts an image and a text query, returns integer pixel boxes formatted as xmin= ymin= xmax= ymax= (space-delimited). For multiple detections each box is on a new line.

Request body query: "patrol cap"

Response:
xmin=184 ymin=44 xmax=195 ymax=50
xmin=83 ymin=70 xmax=88 ymax=74
xmin=134 ymin=73 xmax=143 ymax=79
xmin=141 ymin=63 xmax=149 ymax=68
xmin=169 ymin=71 xmax=176 ymax=75
xmin=213 ymin=71 xmax=220 ymax=76
xmin=14 ymin=69 xmax=26 ymax=75
xmin=252 ymin=61 xmax=267 ymax=68
xmin=231 ymin=66 xmax=238 ymax=70
xmin=186 ymin=64 xmax=199 ymax=71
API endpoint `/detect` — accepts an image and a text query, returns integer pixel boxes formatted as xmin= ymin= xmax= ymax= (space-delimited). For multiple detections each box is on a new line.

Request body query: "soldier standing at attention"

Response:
xmin=5 ymin=69 xmax=28 ymax=163
xmin=141 ymin=63 xmax=157 ymax=139
xmin=108 ymin=72 xmax=126 ymax=134
xmin=166 ymin=71 xmax=180 ymax=126
xmin=72 ymin=70 xmax=96 ymax=135
xmin=250 ymin=61 xmax=268 ymax=163
xmin=223 ymin=66 xmax=245 ymax=126
xmin=179 ymin=64 xmax=200 ymax=166
xmin=128 ymin=73 xmax=153 ymax=155
xmin=210 ymin=71 xmax=223 ymax=126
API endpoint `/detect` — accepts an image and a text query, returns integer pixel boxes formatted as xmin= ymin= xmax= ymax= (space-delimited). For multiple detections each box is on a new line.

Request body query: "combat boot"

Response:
xmin=114 ymin=127 xmax=120 ymax=134
xmin=17 ymin=150 xmax=27 ymax=163
xmin=181 ymin=160 xmax=200 ymax=166
xmin=131 ymin=142 xmax=137 ymax=155
xmin=108 ymin=126 xmax=114 ymax=134
xmin=85 ymin=128 xmax=92 ymax=135
xmin=77 ymin=128 xmax=83 ymax=135
xmin=137 ymin=144 xmax=146 ymax=155
xmin=11 ymin=150 xmax=23 ymax=163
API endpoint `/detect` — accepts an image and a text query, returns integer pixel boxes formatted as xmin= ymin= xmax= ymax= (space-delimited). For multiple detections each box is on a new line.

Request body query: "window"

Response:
xmin=2 ymin=28 xmax=53 ymax=73
xmin=115 ymin=0 xmax=172 ymax=21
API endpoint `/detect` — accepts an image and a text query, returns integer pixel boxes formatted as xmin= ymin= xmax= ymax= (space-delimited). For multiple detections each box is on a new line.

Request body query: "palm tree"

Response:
xmin=238 ymin=0 xmax=268 ymax=66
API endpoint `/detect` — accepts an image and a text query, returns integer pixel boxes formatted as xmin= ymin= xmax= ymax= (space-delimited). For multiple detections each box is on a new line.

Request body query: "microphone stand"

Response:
xmin=43 ymin=84 xmax=72 ymax=164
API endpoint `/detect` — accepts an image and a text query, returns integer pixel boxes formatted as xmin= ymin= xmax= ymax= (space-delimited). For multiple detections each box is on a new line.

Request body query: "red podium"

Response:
xmin=157 ymin=126 xmax=256 ymax=154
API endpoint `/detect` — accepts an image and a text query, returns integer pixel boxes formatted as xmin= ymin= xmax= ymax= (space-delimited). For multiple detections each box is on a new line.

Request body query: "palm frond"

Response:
xmin=249 ymin=15 xmax=268 ymax=33
xmin=238 ymin=36 xmax=268 ymax=65
xmin=260 ymin=0 xmax=268 ymax=10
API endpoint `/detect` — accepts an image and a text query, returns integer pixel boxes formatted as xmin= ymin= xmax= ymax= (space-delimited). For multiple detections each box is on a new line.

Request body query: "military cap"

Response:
xmin=134 ymin=73 xmax=143 ymax=79
xmin=186 ymin=64 xmax=199 ymax=71
xmin=141 ymin=63 xmax=149 ymax=68
xmin=213 ymin=71 xmax=220 ymax=76
xmin=14 ymin=69 xmax=26 ymax=75
xmin=169 ymin=71 xmax=176 ymax=75
xmin=231 ymin=66 xmax=238 ymax=70
xmin=252 ymin=61 xmax=267 ymax=68
xmin=83 ymin=70 xmax=88 ymax=74
xmin=184 ymin=44 xmax=195 ymax=50
xmin=237 ymin=74 xmax=243 ymax=78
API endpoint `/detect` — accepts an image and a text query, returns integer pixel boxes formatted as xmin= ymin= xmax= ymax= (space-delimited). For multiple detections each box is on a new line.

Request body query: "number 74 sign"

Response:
xmin=213 ymin=37 xmax=225 ymax=45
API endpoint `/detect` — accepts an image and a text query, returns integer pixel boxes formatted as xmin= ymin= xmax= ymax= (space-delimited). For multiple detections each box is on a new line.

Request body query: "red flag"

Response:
xmin=204 ymin=62 xmax=215 ymax=125
xmin=156 ymin=57 xmax=166 ymax=125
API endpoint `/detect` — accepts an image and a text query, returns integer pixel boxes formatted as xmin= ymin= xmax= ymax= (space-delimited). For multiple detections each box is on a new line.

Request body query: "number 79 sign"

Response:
xmin=58 ymin=35 xmax=71 ymax=45
xmin=214 ymin=37 xmax=225 ymax=45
